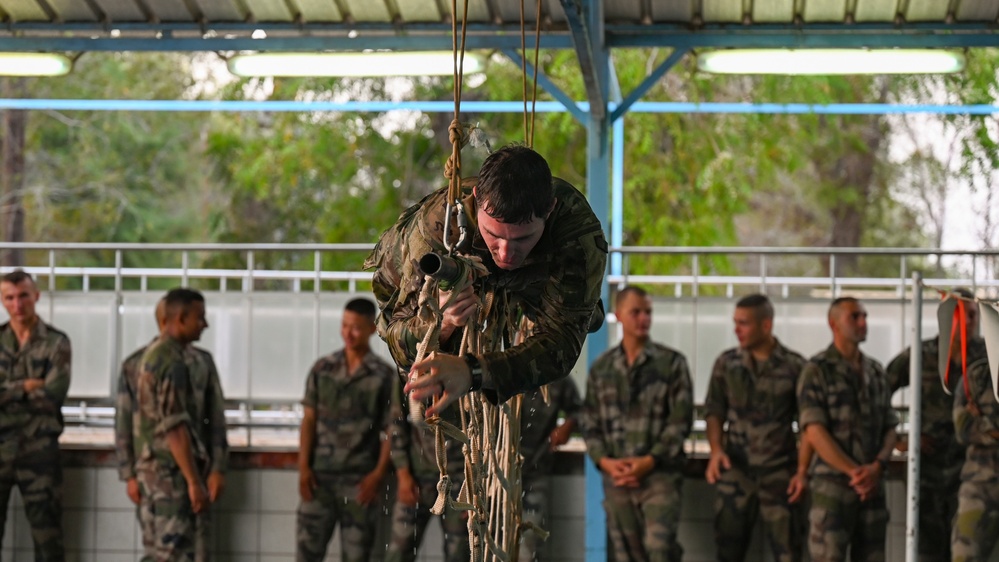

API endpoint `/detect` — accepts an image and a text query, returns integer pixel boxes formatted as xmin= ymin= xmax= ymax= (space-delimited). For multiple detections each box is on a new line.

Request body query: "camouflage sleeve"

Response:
xmin=797 ymin=361 xmax=828 ymax=430
xmin=206 ymin=357 xmax=229 ymax=474
xmin=154 ymin=360 xmax=192 ymax=436
xmin=389 ymin=372 xmax=412 ymax=471
xmin=114 ymin=365 xmax=136 ymax=481
xmin=559 ymin=377 xmax=583 ymax=425
xmin=649 ymin=354 xmax=693 ymax=467
xmin=0 ymin=378 xmax=26 ymax=404
xmin=954 ymin=366 xmax=998 ymax=446
xmin=582 ymin=369 xmax=608 ymax=465
xmin=301 ymin=363 xmax=320 ymax=409
xmin=25 ymin=334 xmax=71 ymax=412
xmin=702 ymin=354 xmax=729 ymax=422
xmin=885 ymin=348 xmax=911 ymax=394
xmin=875 ymin=363 xmax=899 ymax=434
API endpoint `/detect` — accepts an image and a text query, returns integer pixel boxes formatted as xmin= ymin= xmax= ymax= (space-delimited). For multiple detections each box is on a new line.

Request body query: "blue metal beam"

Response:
xmin=499 ymin=48 xmax=587 ymax=124
xmin=0 ymin=35 xmax=573 ymax=52
xmin=610 ymin=48 xmax=689 ymax=122
xmin=559 ymin=0 xmax=608 ymax=121
xmin=6 ymin=98 xmax=999 ymax=116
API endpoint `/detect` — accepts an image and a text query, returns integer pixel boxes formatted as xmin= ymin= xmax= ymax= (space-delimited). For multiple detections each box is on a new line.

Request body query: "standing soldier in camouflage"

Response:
xmin=0 ymin=269 xmax=71 ymax=561
xmin=797 ymin=297 xmax=898 ymax=562
xmin=296 ymin=297 xmax=395 ymax=562
xmin=886 ymin=289 xmax=986 ymax=562
xmin=518 ymin=375 xmax=582 ymax=562
xmin=385 ymin=379 xmax=469 ymax=562
xmin=116 ymin=297 xmax=229 ymax=560
xmin=365 ymin=144 xmax=607 ymax=415
xmin=704 ymin=294 xmax=810 ymax=562
xmin=951 ymin=356 xmax=999 ymax=562
xmin=135 ymin=287 xmax=211 ymax=562
xmin=582 ymin=286 xmax=693 ymax=562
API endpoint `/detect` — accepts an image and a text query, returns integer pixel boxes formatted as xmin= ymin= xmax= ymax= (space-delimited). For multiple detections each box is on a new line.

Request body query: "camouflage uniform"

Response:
xmin=386 ymin=373 xmax=469 ymax=562
xmin=0 ymin=320 xmax=71 ymax=561
xmin=582 ymin=342 xmax=693 ymax=562
xmin=518 ymin=376 xmax=582 ymax=562
xmin=703 ymin=340 xmax=807 ymax=562
xmin=364 ymin=179 xmax=607 ymax=404
xmin=797 ymin=345 xmax=898 ymax=562
xmin=951 ymin=358 xmax=999 ymax=562
xmin=885 ymin=335 xmax=987 ymax=562
xmin=116 ymin=339 xmax=228 ymax=561
xmin=135 ymin=336 xmax=210 ymax=562
xmin=296 ymin=350 xmax=395 ymax=562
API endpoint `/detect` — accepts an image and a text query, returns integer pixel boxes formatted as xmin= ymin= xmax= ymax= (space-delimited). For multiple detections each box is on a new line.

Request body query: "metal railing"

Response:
xmin=1 ymin=242 xmax=996 ymax=434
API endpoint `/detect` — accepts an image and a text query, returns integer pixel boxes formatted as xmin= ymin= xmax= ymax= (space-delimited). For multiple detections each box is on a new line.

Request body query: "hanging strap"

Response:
xmin=944 ymin=298 xmax=971 ymax=400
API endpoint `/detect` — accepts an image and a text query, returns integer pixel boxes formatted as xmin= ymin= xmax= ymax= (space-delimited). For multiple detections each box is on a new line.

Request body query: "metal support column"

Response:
xmin=905 ymin=271 xmax=923 ymax=562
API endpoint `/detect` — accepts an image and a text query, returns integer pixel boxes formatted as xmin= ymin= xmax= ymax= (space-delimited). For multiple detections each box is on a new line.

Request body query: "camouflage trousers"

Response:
xmin=950 ymin=478 xmax=999 ymax=562
xmin=806 ymin=476 xmax=888 ymax=562
xmin=0 ymin=434 xmax=64 ymax=561
xmin=297 ymin=473 xmax=379 ymax=562
xmin=137 ymin=479 xmax=209 ymax=561
xmin=602 ymin=470 xmax=683 ymax=562
xmin=518 ymin=476 xmax=550 ymax=562
xmin=713 ymin=465 xmax=802 ymax=562
xmin=911 ymin=458 xmax=962 ymax=562
xmin=385 ymin=474 xmax=469 ymax=562
xmin=137 ymin=466 xmax=200 ymax=562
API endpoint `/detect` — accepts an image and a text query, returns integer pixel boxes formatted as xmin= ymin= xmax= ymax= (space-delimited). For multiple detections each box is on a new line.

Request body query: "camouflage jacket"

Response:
xmin=0 ymin=320 xmax=72 ymax=438
xmin=390 ymin=371 xmax=465 ymax=481
xmin=116 ymin=338 xmax=229 ymax=480
xmin=886 ymin=335 xmax=987 ymax=469
xmin=520 ymin=376 xmax=582 ymax=479
xmin=302 ymin=350 xmax=395 ymax=475
xmin=582 ymin=342 xmax=693 ymax=470
xmin=135 ymin=336 xmax=207 ymax=473
xmin=954 ymin=358 xmax=999 ymax=483
xmin=703 ymin=339 xmax=806 ymax=471
xmin=798 ymin=345 xmax=898 ymax=479
xmin=365 ymin=178 xmax=607 ymax=404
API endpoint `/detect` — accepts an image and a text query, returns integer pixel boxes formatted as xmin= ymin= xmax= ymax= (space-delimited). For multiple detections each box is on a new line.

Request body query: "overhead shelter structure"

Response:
xmin=2 ymin=1 xmax=999 ymax=561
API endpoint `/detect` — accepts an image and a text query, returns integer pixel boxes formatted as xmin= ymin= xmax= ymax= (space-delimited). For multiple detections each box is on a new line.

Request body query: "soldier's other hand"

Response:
xmin=188 ymin=481 xmax=208 ymax=514
xmin=23 ymin=379 xmax=44 ymax=392
xmin=357 ymin=470 xmax=383 ymax=506
xmin=705 ymin=451 xmax=731 ymax=484
xmin=126 ymin=478 xmax=141 ymax=505
xmin=299 ymin=468 xmax=317 ymax=502
xmin=207 ymin=471 xmax=225 ymax=503
xmin=397 ymin=471 xmax=419 ymax=506
xmin=786 ymin=473 xmax=808 ymax=504
xmin=548 ymin=424 xmax=573 ymax=451
xmin=623 ymin=455 xmax=655 ymax=483
xmin=848 ymin=464 xmax=879 ymax=499
xmin=406 ymin=354 xmax=471 ymax=417
xmin=439 ymin=286 xmax=477 ymax=341
xmin=598 ymin=457 xmax=631 ymax=479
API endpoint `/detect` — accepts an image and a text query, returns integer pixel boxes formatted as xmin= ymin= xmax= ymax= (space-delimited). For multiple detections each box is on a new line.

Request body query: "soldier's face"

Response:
xmin=341 ymin=310 xmax=375 ymax=353
xmin=475 ymin=207 xmax=547 ymax=271
xmin=832 ymin=301 xmax=868 ymax=343
xmin=177 ymin=301 xmax=208 ymax=343
xmin=616 ymin=293 xmax=652 ymax=340
xmin=733 ymin=307 xmax=769 ymax=350
xmin=1 ymin=280 xmax=39 ymax=324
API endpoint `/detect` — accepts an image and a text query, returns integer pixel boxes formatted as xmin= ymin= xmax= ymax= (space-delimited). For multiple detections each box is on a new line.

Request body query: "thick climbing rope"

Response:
xmin=409 ymin=3 xmax=550 ymax=561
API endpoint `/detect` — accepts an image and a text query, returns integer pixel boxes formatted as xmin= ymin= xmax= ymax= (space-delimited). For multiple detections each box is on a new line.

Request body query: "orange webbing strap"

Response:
xmin=944 ymin=299 xmax=971 ymax=400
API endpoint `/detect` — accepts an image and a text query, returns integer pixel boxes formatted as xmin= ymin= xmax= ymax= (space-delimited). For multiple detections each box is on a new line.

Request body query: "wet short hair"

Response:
xmin=163 ymin=288 xmax=205 ymax=320
xmin=736 ymin=293 xmax=774 ymax=321
xmin=344 ymin=297 xmax=377 ymax=322
xmin=1 ymin=269 xmax=34 ymax=286
xmin=475 ymin=144 xmax=554 ymax=224
xmin=615 ymin=285 xmax=648 ymax=309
